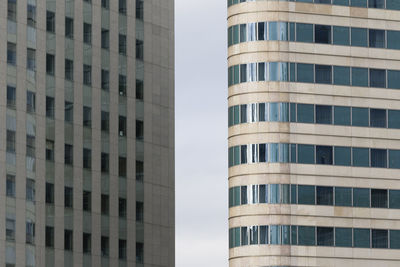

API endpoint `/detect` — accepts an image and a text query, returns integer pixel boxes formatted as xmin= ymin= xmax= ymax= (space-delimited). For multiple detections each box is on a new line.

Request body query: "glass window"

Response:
xmin=258 ymin=63 xmax=266 ymax=81
xmin=297 ymin=104 xmax=314 ymax=123
xmin=46 ymin=226 xmax=54 ymax=247
xmin=26 ymin=221 xmax=35 ymax=244
xmin=257 ymin=22 xmax=266 ymax=41
xmin=83 ymin=191 xmax=91 ymax=211
xmin=26 ymin=135 xmax=35 ymax=158
xmin=334 ymin=146 xmax=351 ymax=166
xmin=281 ymin=184 xmax=290 ymax=204
xmin=372 ymin=229 xmax=388 ymax=248
xmin=316 ymin=146 xmax=333 ymax=165
xmin=291 ymin=184 xmax=297 ymax=204
xmin=136 ymin=242 xmax=144 ymax=263
xmin=83 ymin=23 xmax=92 ymax=44
xmin=315 ymin=65 xmax=332 ymax=84
xmin=389 ymin=190 xmax=400 ymax=209
xmin=64 ymin=101 xmax=73 ymax=122
xmin=241 ymin=186 xmax=248 ymax=205
xmin=7 ymin=86 xmax=16 ymax=108
xmin=83 ymin=233 xmax=91 ymax=253
xmin=270 ymin=225 xmax=280 ymax=244
xmin=102 ymin=0 xmax=109 ymax=8
xmin=351 ymin=0 xmax=367 ymax=7
xmin=101 ymin=194 xmax=109 ymax=214
xmin=46 ymin=54 xmax=55 ymax=75
xmin=334 ymin=106 xmax=351 ymax=126
xmin=83 ymin=148 xmax=91 ymax=169
xmin=316 ymin=105 xmax=332 ymax=124
xmin=335 ymin=227 xmax=352 ymax=247
xmin=317 ymin=227 xmax=334 ymax=246
xmin=370 ymin=69 xmax=386 ymax=88
xmin=119 ymin=34 xmax=127 ymax=55
xmin=291 ymin=226 xmax=298 ymax=245
xmin=101 ymin=111 xmax=109 ymax=132
xmin=64 ymin=187 xmax=73 ymax=208
xmin=298 ymin=226 xmax=315 ymax=246
xmin=390 ymin=230 xmax=400 ymax=249
xmin=290 ymin=103 xmax=296 ymax=122
xmin=352 ymin=107 xmax=369 ymax=127
xmin=65 ymin=230 xmax=73 ymax=250
xmin=371 ymin=189 xmax=387 ymax=208
xmin=6 ymin=175 xmax=15 ymax=197
xmin=371 ymin=149 xmax=387 ymax=168
xmin=297 ymin=63 xmax=314 ymax=83
xmin=335 ymin=187 xmax=352 ymax=206
xmin=290 ymin=144 xmax=297 ymax=163
xmin=65 ymin=59 xmax=74 ymax=81
xmin=388 ymin=70 xmax=400 ymax=89
xmin=369 ymin=29 xmax=385 ymax=48
xmin=269 ymin=22 xmax=288 ymax=41
xmin=298 ymin=144 xmax=314 ymax=164
xmin=269 ymin=62 xmax=288 ymax=81
xmin=119 ymin=239 xmax=127 ymax=260
xmin=282 ymin=225 xmax=290 ymax=245
xmin=8 ymin=0 xmax=17 ymax=21
xmin=259 ymin=143 xmax=267 ymax=163
xmin=101 ymin=28 xmax=109 ymax=49
xmin=45 ymin=183 xmax=54 ymax=204
xmin=136 ymin=39 xmax=144 ymax=60
xmin=387 ymin=0 xmax=400 ymax=10
xmin=296 ymin=23 xmax=313 ymax=43
xmin=101 ymin=153 xmax=109 ymax=173
xmin=387 ymin=31 xmax=400 ymax=50
xmin=390 ymin=150 xmax=400 ymax=169
xmin=27 ymin=48 xmax=36 ymax=71
xmin=136 ymin=201 xmax=143 ymax=221
xmin=247 ymin=23 xmax=256 ymax=41
xmin=351 ymin=28 xmax=368 ymax=47
xmin=249 ymin=226 xmax=258 ymax=244
xmin=240 ymin=64 xmax=247 ymax=83
xmin=136 ymin=79 xmax=144 ymax=100
xmin=351 ymin=67 xmax=369 ymax=87
xmin=240 ymin=104 xmax=247 ymax=123
xmin=368 ymin=0 xmax=385 ymax=9
xmin=370 ymin=109 xmax=386 ymax=128
xmin=240 ymin=24 xmax=247 ymax=43
xmin=260 ymin=225 xmax=268 ymax=244
xmin=270 ymin=184 xmax=280 ymax=204
xmin=101 ymin=69 xmax=109 ymax=91
xmin=64 ymin=144 xmax=73 ymax=165
xmin=353 ymin=188 xmax=370 ymax=207
xmin=353 ymin=147 xmax=369 ymax=167
xmin=269 ymin=103 xmax=279 ymax=122
xmin=241 ymin=227 xmax=248 ymax=246
xmin=46 ymin=140 xmax=54 ymax=161
xmin=317 ymin=186 xmax=333 ymax=205
xmin=354 ymin=228 xmax=370 ymax=248
xmin=7 ymin=42 xmax=16 ymax=65
xmin=83 ymin=64 xmax=91 ymax=85
xmin=6 ymin=130 xmax=15 ymax=153
xmin=315 ymin=25 xmax=331 ymax=44
xmin=46 ymin=11 xmax=55 ymax=32
xmin=119 ymin=0 xmax=127 ymax=13
xmin=259 ymin=184 xmax=268 ymax=203
xmin=232 ymin=25 xmax=239 ymax=44
xmin=240 ymin=145 xmax=247 ymax=164
xmin=26 ymin=179 xmax=35 ymax=202
xmin=333 ymin=26 xmax=350 ymax=45
xmin=83 ymin=106 xmax=91 ymax=127
xmin=65 ymin=17 xmax=74 ymax=39
xmin=298 ymin=185 xmax=315 ymax=205
xmin=27 ymin=91 xmax=36 ymax=113
xmin=334 ymin=66 xmax=350 ymax=85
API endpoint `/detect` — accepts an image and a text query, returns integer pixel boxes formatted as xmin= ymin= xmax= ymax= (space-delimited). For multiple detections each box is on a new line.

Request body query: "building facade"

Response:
xmin=228 ymin=0 xmax=400 ymax=266
xmin=2 ymin=0 xmax=174 ymax=266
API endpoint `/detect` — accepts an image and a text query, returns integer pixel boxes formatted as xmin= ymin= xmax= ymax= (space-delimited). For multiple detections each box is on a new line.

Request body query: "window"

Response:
xmin=119 ymin=74 xmax=127 ymax=96
xmin=27 ymin=48 xmax=36 ymax=71
xmin=298 ymin=226 xmax=315 ymax=246
xmin=65 ymin=230 xmax=73 ymax=250
xmin=83 ymin=64 xmax=91 ymax=85
xmin=6 ymin=130 xmax=16 ymax=153
xmin=46 ymin=140 xmax=55 ymax=161
xmin=46 ymin=183 xmax=54 ymax=204
xmin=371 ymin=189 xmax=387 ymax=208
xmin=351 ymin=67 xmax=368 ymax=87
xmin=315 ymin=25 xmax=331 ymax=44
xmin=298 ymin=185 xmax=315 ymax=205
xmin=268 ymin=22 xmax=288 ymax=41
xmin=83 ymin=191 xmax=91 ymax=211
xmin=65 ymin=17 xmax=74 ymax=39
xmin=6 ymin=219 xmax=15 ymax=241
xmin=65 ymin=187 xmax=73 ymax=208
xmin=351 ymin=27 xmax=367 ymax=47
xmin=352 ymin=147 xmax=369 ymax=167
xmin=136 ymin=160 xmax=144 ymax=181
xmin=391 ymin=230 xmax=400 ymax=249
xmin=297 ymin=104 xmax=314 ymax=123
xmin=370 ymin=108 xmax=386 ymax=128
xmin=101 ymin=111 xmax=109 ymax=132
xmin=46 ymin=54 xmax=55 ymax=75
xmin=388 ymin=70 xmax=400 ymax=90
xmin=297 ymin=63 xmax=314 ymax=83
xmin=119 ymin=34 xmax=127 ymax=55
xmin=26 ymin=179 xmax=35 ymax=202
xmin=335 ymin=187 xmax=352 ymax=206
xmin=317 ymin=227 xmax=334 ymax=246
xmin=27 ymin=5 xmax=36 ymax=27
xmin=119 ymin=0 xmax=127 ymax=14
xmin=296 ymin=23 xmax=313 ymax=43
xmin=26 ymin=135 xmax=35 ymax=158
xmin=335 ymin=227 xmax=352 ymax=247
xmin=46 ymin=226 xmax=54 ymax=247
xmin=101 ymin=69 xmax=109 ymax=90
xmin=333 ymin=26 xmax=350 ymax=45
xmin=369 ymin=0 xmax=384 ymax=8
xmin=119 ymin=198 xmax=127 ymax=218
xmin=27 ymin=91 xmax=36 ymax=113
xmin=119 ymin=239 xmax=127 ymax=260
xmin=83 ymin=233 xmax=91 ymax=253
xmin=101 ymin=236 xmax=109 ymax=257
xmin=26 ymin=221 xmax=35 ymax=244
xmin=136 ymin=39 xmax=144 ymax=60
xmin=315 ymin=65 xmax=332 ymax=84
xmin=334 ymin=146 xmax=351 ymax=166
xmin=64 ymin=101 xmax=73 ymax=122
xmin=353 ymin=188 xmax=370 ymax=207
xmin=369 ymin=29 xmax=385 ymax=48
xmin=370 ymin=69 xmax=386 ymax=88
xmin=136 ymin=79 xmax=144 ymax=100
xmin=6 ymin=175 xmax=15 ymax=197
xmin=334 ymin=106 xmax=351 ymax=126
xmin=83 ymin=23 xmax=92 ymax=44
xmin=119 ymin=116 xmax=127 ymax=137
xmin=316 ymin=146 xmax=332 ymax=165
xmin=136 ymin=0 xmax=144 ymax=20
xmin=317 ymin=186 xmax=333 ymax=205
xmin=371 ymin=148 xmax=387 ymax=168
xmin=136 ymin=120 xmax=144 ymax=140
xmin=119 ymin=157 xmax=127 ymax=177
xmin=46 ymin=96 xmax=55 ymax=118
xmin=260 ymin=226 xmax=268 ymax=244
xmin=101 ymin=29 xmax=109 ymax=49
xmin=136 ymin=242 xmax=144 ymax=263
xmin=8 ymin=0 xmax=17 ymax=21
xmin=101 ymin=153 xmax=109 ymax=173
xmin=387 ymin=0 xmax=400 ymax=10
xmin=389 ymin=150 xmax=400 ymax=169
xmin=83 ymin=106 xmax=92 ymax=127
xmin=64 ymin=144 xmax=73 ymax=165
xmin=354 ymin=228 xmax=370 ymax=248
xmin=7 ymin=85 xmax=16 ymax=108
xmin=136 ymin=201 xmax=144 ymax=222
xmin=46 ymin=11 xmax=55 ymax=33
xmin=352 ymin=107 xmax=369 ymax=127
xmin=297 ymin=144 xmax=314 ymax=164
xmin=7 ymin=42 xmax=16 ymax=65
xmin=101 ymin=0 xmax=109 ymax=8
xmin=101 ymin=194 xmax=109 ymax=215
xmin=334 ymin=66 xmax=350 ymax=85
xmin=240 ymin=24 xmax=247 ymax=43
xmin=316 ymin=105 xmax=332 ymax=124
xmin=83 ymin=148 xmax=91 ymax=169
xmin=387 ymin=30 xmax=400 ymax=50
xmin=65 ymin=59 xmax=73 ymax=81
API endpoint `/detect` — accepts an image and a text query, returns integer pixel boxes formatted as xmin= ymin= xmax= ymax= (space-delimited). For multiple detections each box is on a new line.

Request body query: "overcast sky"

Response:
xmin=175 ymin=0 xmax=228 ymax=266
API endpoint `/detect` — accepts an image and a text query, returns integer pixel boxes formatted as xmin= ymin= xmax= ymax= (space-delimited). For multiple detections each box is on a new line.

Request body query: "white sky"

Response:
xmin=175 ymin=0 xmax=228 ymax=266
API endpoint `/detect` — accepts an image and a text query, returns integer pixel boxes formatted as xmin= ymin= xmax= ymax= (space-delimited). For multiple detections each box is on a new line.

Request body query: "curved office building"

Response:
xmin=228 ymin=0 xmax=400 ymax=266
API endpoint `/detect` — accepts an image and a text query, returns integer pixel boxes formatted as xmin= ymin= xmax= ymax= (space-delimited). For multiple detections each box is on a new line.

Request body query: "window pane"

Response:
xmin=269 ymin=103 xmax=279 ymax=122
xmin=387 ymin=31 xmax=400 ymax=50
xmin=353 ymin=188 xmax=370 ymax=207
xmin=351 ymin=27 xmax=368 ymax=47
xmin=260 ymin=226 xmax=268 ymax=244
xmin=240 ymin=64 xmax=247 ymax=83
xmin=270 ymin=184 xmax=280 ymax=204
xmin=351 ymin=0 xmax=367 ymax=7
xmin=388 ymin=70 xmax=400 ymax=89
xmin=258 ymin=63 xmax=266 ymax=81
xmin=240 ymin=24 xmax=247 ymax=43
xmin=335 ymin=187 xmax=352 ymax=206
xmin=291 ymin=226 xmax=298 ymax=245
xmin=279 ymin=143 xmax=289 ymax=163
xmin=352 ymin=107 xmax=369 ymax=127
xmin=369 ymin=29 xmax=385 ymax=48
xmin=372 ymin=229 xmax=388 ymax=248
xmin=316 ymin=146 xmax=333 ymax=165
xmin=297 ymin=104 xmax=314 ymax=123
xmin=270 ymin=225 xmax=280 ymax=244
xmin=370 ymin=108 xmax=386 ymax=128
xmin=280 ymin=103 xmax=289 ymax=122
xmin=282 ymin=225 xmax=290 ymax=245
xmin=334 ymin=106 xmax=351 ymax=126
xmin=390 ymin=149 xmax=400 ymax=169
xmin=298 ymin=226 xmax=315 ymax=246
xmin=259 ymin=184 xmax=268 ymax=203
xmin=335 ymin=228 xmax=352 ymax=247
xmin=371 ymin=149 xmax=387 ymax=168
xmin=296 ymin=23 xmax=313 ymax=43
xmin=354 ymin=228 xmax=370 ymax=248
xmin=368 ymin=0 xmax=385 ymax=9
xmin=317 ymin=186 xmax=333 ymax=205
xmin=297 ymin=64 xmax=314 ymax=83
xmin=298 ymin=144 xmax=315 ymax=164
xmin=258 ymin=22 xmax=266 ymax=41
xmin=269 ymin=143 xmax=279 ymax=163
xmin=241 ymin=186 xmax=248 ymax=205
xmin=315 ymin=65 xmax=332 ymax=84
xmin=269 ymin=22 xmax=288 ymax=41
xmin=249 ymin=226 xmax=258 ymax=245
xmin=315 ymin=25 xmax=331 ymax=44
xmin=370 ymin=69 xmax=386 ymax=88
xmin=390 ymin=230 xmax=400 ymax=249
xmin=352 ymin=67 xmax=369 ymax=87
xmin=334 ymin=66 xmax=350 ymax=85
xmin=353 ymin=147 xmax=369 ymax=167
xmin=334 ymin=146 xmax=351 ymax=166
xmin=333 ymin=26 xmax=350 ymax=45
xmin=240 ymin=104 xmax=247 ymax=123
xmin=387 ymin=0 xmax=400 ymax=10
xmin=259 ymin=144 xmax=267 ymax=163
xmin=316 ymin=105 xmax=332 ymax=124
xmin=317 ymin=227 xmax=334 ymax=246
xmin=371 ymin=189 xmax=387 ymax=208
xmin=298 ymin=185 xmax=315 ymax=205
xmin=389 ymin=190 xmax=400 ymax=209
xmin=240 ymin=145 xmax=247 ymax=164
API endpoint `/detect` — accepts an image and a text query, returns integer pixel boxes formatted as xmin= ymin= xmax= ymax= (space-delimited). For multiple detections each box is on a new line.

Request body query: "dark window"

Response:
xmin=65 ymin=59 xmax=74 ymax=81
xmin=315 ymin=25 xmax=331 ymax=44
xmin=119 ymin=198 xmax=127 ymax=218
xmin=334 ymin=66 xmax=350 ymax=85
xmin=317 ymin=186 xmax=333 ymax=205
xmin=26 ymin=179 xmax=35 ymax=202
xmin=335 ymin=187 xmax=352 ymax=206
xmin=6 ymin=130 xmax=16 ymax=153
xmin=83 ymin=148 xmax=91 ymax=169
xmin=389 ymin=150 xmax=400 ymax=169
xmin=119 ymin=34 xmax=127 ymax=55
xmin=258 ymin=22 xmax=266 ymax=41
xmin=352 ymin=147 xmax=370 ymax=167
xmin=391 ymin=230 xmax=400 ymax=249
xmin=26 ymin=135 xmax=35 ymax=158
xmin=136 ymin=161 xmax=144 ymax=181
xmin=6 ymin=175 xmax=15 ymax=197
xmin=136 ymin=40 xmax=144 ymax=60
xmin=136 ymin=79 xmax=144 ymax=100
xmin=101 ymin=236 xmax=109 ymax=257
xmin=298 ymin=144 xmax=314 ymax=164
xmin=119 ymin=75 xmax=127 ymax=96
xmin=354 ymin=228 xmax=370 ymax=248
xmin=317 ymin=227 xmax=334 ymax=246
xmin=27 ymin=48 xmax=36 ymax=71
xmin=371 ymin=189 xmax=387 ymax=208
xmin=298 ymin=185 xmax=315 ymax=205
xmin=101 ymin=111 xmax=109 ymax=132
xmin=6 ymin=219 xmax=15 ymax=241
xmin=119 ymin=157 xmax=126 ymax=177
xmin=46 ymin=226 xmax=54 ymax=247
xmin=136 ymin=242 xmax=144 ymax=263
xmin=353 ymin=188 xmax=370 ymax=207
xmin=119 ymin=116 xmax=127 ymax=137
xmin=101 ymin=0 xmax=109 ymax=8
xmin=46 ymin=11 xmax=55 ymax=33
xmin=387 ymin=0 xmax=400 ymax=10
xmin=7 ymin=42 xmax=16 ymax=65
xmin=83 ymin=233 xmax=91 ymax=253
xmin=101 ymin=194 xmax=109 ymax=215
xmin=315 ymin=65 xmax=332 ymax=84
xmin=26 ymin=89 xmax=36 ymax=110
xmin=101 ymin=69 xmax=109 ymax=90
xmin=372 ymin=229 xmax=388 ymax=248
xmin=83 ymin=64 xmax=91 ymax=85
xmin=7 ymin=85 xmax=16 ymax=108
xmin=387 ymin=30 xmax=400 ymax=50
xmin=119 ymin=0 xmax=127 ymax=14
xmin=371 ymin=149 xmax=387 ymax=168
xmin=65 ymin=101 xmax=73 ymax=122
xmin=370 ymin=108 xmax=386 ymax=128
xmin=119 ymin=239 xmax=127 ymax=259
xmin=316 ymin=146 xmax=333 ymax=165
xmin=296 ymin=23 xmax=313 ymax=43
xmin=388 ymin=70 xmax=400 ymax=90
xmin=64 ymin=144 xmax=73 ymax=165
xmin=83 ymin=106 xmax=91 ymax=127
xmin=8 ymin=0 xmax=17 ymax=21
xmin=352 ymin=107 xmax=369 ymax=127
xmin=64 ymin=187 xmax=73 ymax=208
xmin=101 ymin=29 xmax=109 ymax=49
xmin=316 ymin=105 xmax=332 ymax=124
xmin=83 ymin=23 xmax=92 ymax=44
xmin=83 ymin=191 xmax=91 ymax=211
xmin=46 ymin=96 xmax=55 ymax=118
xmin=45 ymin=182 xmax=54 ymax=204
xmin=136 ymin=120 xmax=144 ymax=140
xmin=101 ymin=153 xmax=109 ymax=173
xmin=369 ymin=29 xmax=385 ymax=48
xmin=369 ymin=0 xmax=385 ymax=8
xmin=370 ymin=69 xmax=386 ymax=88
xmin=136 ymin=0 xmax=144 ymax=20
xmin=136 ymin=201 xmax=144 ymax=222
xmin=46 ymin=140 xmax=55 ymax=161
xmin=352 ymin=67 xmax=369 ymax=87
xmin=65 ymin=230 xmax=73 ymax=250
xmin=46 ymin=54 xmax=55 ymax=75
xmin=334 ymin=146 xmax=351 ymax=166
xmin=65 ymin=17 xmax=74 ymax=39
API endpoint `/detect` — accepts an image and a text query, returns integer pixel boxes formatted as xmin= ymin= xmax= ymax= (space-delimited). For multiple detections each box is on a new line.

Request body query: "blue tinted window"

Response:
xmin=269 ymin=143 xmax=279 ymax=163
xmin=258 ymin=62 xmax=266 ymax=81
xmin=291 ymin=184 xmax=297 ymax=204
xmin=281 ymin=103 xmax=289 ymax=122
xmin=270 ymin=225 xmax=280 ymax=244
xmin=269 ymin=22 xmax=288 ymax=41
xmin=334 ymin=106 xmax=351 ymax=126
xmin=351 ymin=0 xmax=367 ymax=7
xmin=387 ymin=0 xmax=400 ymax=10
xmin=334 ymin=66 xmax=350 ymax=85
xmin=370 ymin=108 xmax=386 ymax=128
xmin=368 ymin=0 xmax=385 ymax=9
xmin=389 ymin=150 xmax=400 ymax=169
xmin=315 ymin=65 xmax=332 ymax=84
xmin=260 ymin=225 xmax=268 ymax=244
xmin=240 ymin=64 xmax=247 ymax=83
xmin=297 ymin=104 xmax=314 ymax=123
xmin=371 ymin=148 xmax=387 ymax=168
xmin=352 ymin=107 xmax=369 ymax=127
xmin=389 ymin=190 xmax=400 ymax=209
xmin=370 ymin=69 xmax=386 ymax=88
xmin=233 ymin=65 xmax=240 ymax=84
xmin=259 ymin=184 xmax=268 ymax=203
xmin=352 ymin=67 xmax=368 ymax=87
xmin=241 ymin=227 xmax=248 ymax=246
xmin=369 ymin=29 xmax=385 ymax=48
xmin=335 ymin=187 xmax=352 ymax=206
xmin=296 ymin=23 xmax=313 ymax=43
xmin=333 ymin=26 xmax=350 ymax=45
xmin=316 ymin=146 xmax=333 ymax=165
xmin=335 ymin=228 xmax=352 ymax=247
xmin=316 ymin=105 xmax=332 ymax=124
xmin=388 ymin=70 xmax=400 ymax=89
xmin=259 ymin=103 xmax=267 ymax=122
xmin=282 ymin=225 xmax=290 ymax=245
xmin=317 ymin=186 xmax=333 ymax=205
xmin=269 ymin=103 xmax=279 ymax=122
xmin=280 ymin=143 xmax=289 ymax=163
xmin=297 ymin=63 xmax=314 ymax=83
xmin=390 ymin=230 xmax=400 ymax=249
xmin=298 ymin=185 xmax=315 ymax=205
xmin=298 ymin=144 xmax=315 ymax=164
xmin=240 ymin=24 xmax=247 ymax=43
xmin=290 ymin=103 xmax=296 ymax=122
xmin=351 ymin=28 xmax=368 ymax=47
xmin=333 ymin=0 xmax=349 ymax=5
xmin=270 ymin=184 xmax=280 ymax=204
xmin=334 ymin=146 xmax=351 ymax=166
xmin=353 ymin=188 xmax=370 ymax=207
xmin=290 ymin=144 xmax=297 ymax=163
xmin=352 ymin=147 xmax=369 ymax=167
xmin=354 ymin=228 xmax=370 ymax=248
xmin=298 ymin=226 xmax=315 ymax=246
